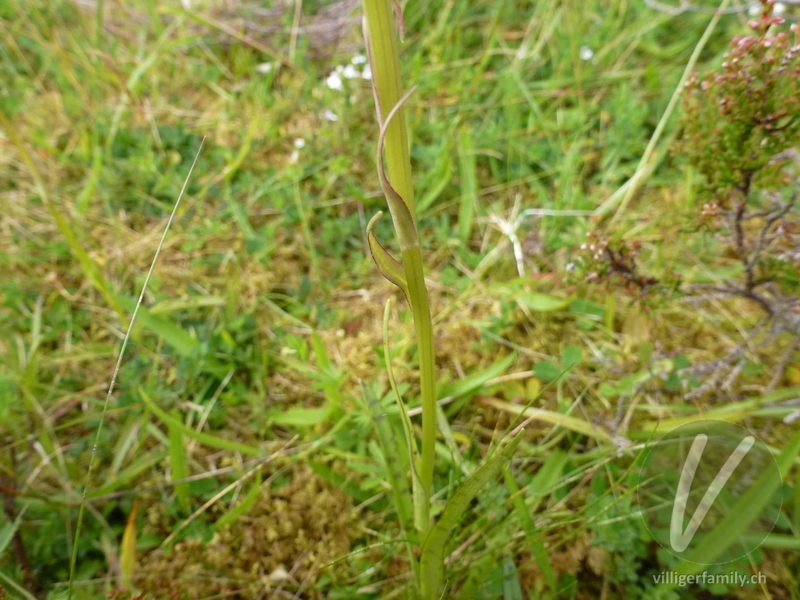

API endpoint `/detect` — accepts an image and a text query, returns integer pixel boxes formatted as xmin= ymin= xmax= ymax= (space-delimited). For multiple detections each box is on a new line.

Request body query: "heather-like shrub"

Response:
xmin=679 ymin=2 xmax=800 ymax=203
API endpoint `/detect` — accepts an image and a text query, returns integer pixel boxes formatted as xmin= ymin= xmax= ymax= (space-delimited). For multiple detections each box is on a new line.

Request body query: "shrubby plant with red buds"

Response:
xmin=680 ymin=2 xmax=800 ymax=202
xmin=577 ymin=231 xmax=661 ymax=298
xmin=675 ymin=0 xmax=800 ymax=396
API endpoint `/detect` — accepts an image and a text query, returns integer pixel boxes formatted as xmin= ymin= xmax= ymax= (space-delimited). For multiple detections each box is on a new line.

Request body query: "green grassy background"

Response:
xmin=1 ymin=0 xmax=799 ymax=598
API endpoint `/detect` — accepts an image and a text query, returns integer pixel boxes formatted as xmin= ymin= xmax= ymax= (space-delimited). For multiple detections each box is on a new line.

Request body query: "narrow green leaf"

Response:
xmin=360 ymin=382 xmax=418 ymax=546
xmin=673 ymin=432 xmax=800 ymax=577
xmin=270 ymin=405 xmax=332 ymax=427
xmin=309 ymin=461 xmax=374 ymax=505
xmin=120 ymin=500 xmax=138 ymax=589
xmin=0 ymin=507 xmax=26 ymax=556
xmin=528 ymin=449 xmax=568 ymax=514
xmin=142 ymin=389 xmax=262 ymax=456
xmin=148 ymin=296 xmax=227 ymax=314
xmin=116 ymin=295 xmax=229 ymax=377
xmin=383 ymin=299 xmax=428 ymax=534
xmin=169 ymin=410 xmax=190 ymax=515
xmin=214 ymin=472 xmax=262 ymax=530
xmin=503 ymin=466 xmax=557 ymax=593
xmin=439 ymin=353 xmax=516 ymax=399
xmin=502 ymin=555 xmax=524 ymax=600
xmin=457 ymin=128 xmax=477 ymax=244
xmin=480 ymin=398 xmax=615 ymax=444
xmin=420 ymin=431 xmax=523 ymax=598
xmin=417 ymin=150 xmax=453 ymax=214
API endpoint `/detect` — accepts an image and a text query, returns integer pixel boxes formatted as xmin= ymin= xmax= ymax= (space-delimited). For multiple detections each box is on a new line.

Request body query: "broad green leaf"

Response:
xmin=562 ymin=345 xmax=582 ymax=370
xmin=534 ymin=361 xmax=561 ymax=382
xmin=519 ymin=292 xmax=574 ymax=312
xmin=419 ymin=432 xmax=523 ymax=598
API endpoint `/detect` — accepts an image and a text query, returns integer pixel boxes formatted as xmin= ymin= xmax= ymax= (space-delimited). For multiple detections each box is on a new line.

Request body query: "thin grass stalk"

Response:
xmin=362 ymin=0 xmax=438 ymax=513
xmin=66 ymin=140 xmax=205 ymax=599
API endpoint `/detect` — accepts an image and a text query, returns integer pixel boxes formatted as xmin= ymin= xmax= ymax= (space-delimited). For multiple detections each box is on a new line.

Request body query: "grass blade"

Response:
xmin=360 ymin=381 xmax=417 ymax=549
xmin=457 ymin=128 xmax=477 ymax=245
xmin=503 ymin=466 xmax=557 ymax=593
xmin=168 ymin=412 xmax=190 ymax=515
xmin=119 ymin=500 xmax=138 ymax=590
xmin=420 ymin=431 xmax=523 ymax=599
xmin=67 ymin=138 xmax=205 ymax=600
xmin=670 ymin=432 xmax=800 ymax=579
xmin=143 ymin=390 xmax=262 ymax=456
xmin=214 ymin=472 xmax=262 ymax=530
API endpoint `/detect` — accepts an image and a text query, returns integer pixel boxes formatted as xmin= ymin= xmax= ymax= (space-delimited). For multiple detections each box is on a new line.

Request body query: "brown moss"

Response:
xmin=138 ymin=465 xmax=354 ymax=599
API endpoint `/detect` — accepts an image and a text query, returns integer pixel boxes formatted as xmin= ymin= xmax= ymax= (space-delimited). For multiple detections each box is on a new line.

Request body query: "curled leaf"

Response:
xmin=376 ymin=87 xmax=419 ymax=250
xmin=367 ymin=212 xmax=410 ymax=299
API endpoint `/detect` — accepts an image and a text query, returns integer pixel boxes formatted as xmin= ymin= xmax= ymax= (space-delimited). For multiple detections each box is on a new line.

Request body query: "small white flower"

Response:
xmin=579 ymin=46 xmax=594 ymax=61
xmin=323 ymin=110 xmax=339 ymax=122
xmin=362 ymin=64 xmax=372 ymax=80
xmin=774 ymin=2 xmax=786 ymax=15
xmin=342 ymin=64 xmax=360 ymax=79
xmin=293 ymin=138 xmax=306 ymax=149
xmin=256 ymin=62 xmax=273 ymax=74
xmin=326 ymin=71 xmax=343 ymax=90
xmin=290 ymin=150 xmax=300 ymax=163
xmin=748 ymin=3 xmax=760 ymax=16
xmin=351 ymin=53 xmax=367 ymax=65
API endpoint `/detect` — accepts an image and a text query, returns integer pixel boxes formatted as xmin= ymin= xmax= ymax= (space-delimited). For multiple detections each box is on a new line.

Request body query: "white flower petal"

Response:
xmin=323 ymin=110 xmax=339 ymax=122
xmin=293 ymin=138 xmax=306 ymax=149
xmin=579 ymin=46 xmax=593 ymax=61
xmin=351 ymin=53 xmax=367 ymax=65
xmin=326 ymin=71 xmax=343 ymax=90
xmin=361 ymin=64 xmax=372 ymax=80
xmin=342 ymin=64 xmax=360 ymax=79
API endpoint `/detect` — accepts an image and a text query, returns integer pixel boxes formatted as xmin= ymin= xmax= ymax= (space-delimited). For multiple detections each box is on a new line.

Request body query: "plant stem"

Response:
xmin=362 ymin=0 xmax=438 ymax=517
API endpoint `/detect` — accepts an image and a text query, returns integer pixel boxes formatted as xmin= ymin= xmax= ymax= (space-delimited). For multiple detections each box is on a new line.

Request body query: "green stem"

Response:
xmin=362 ymin=0 xmax=438 ymax=516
